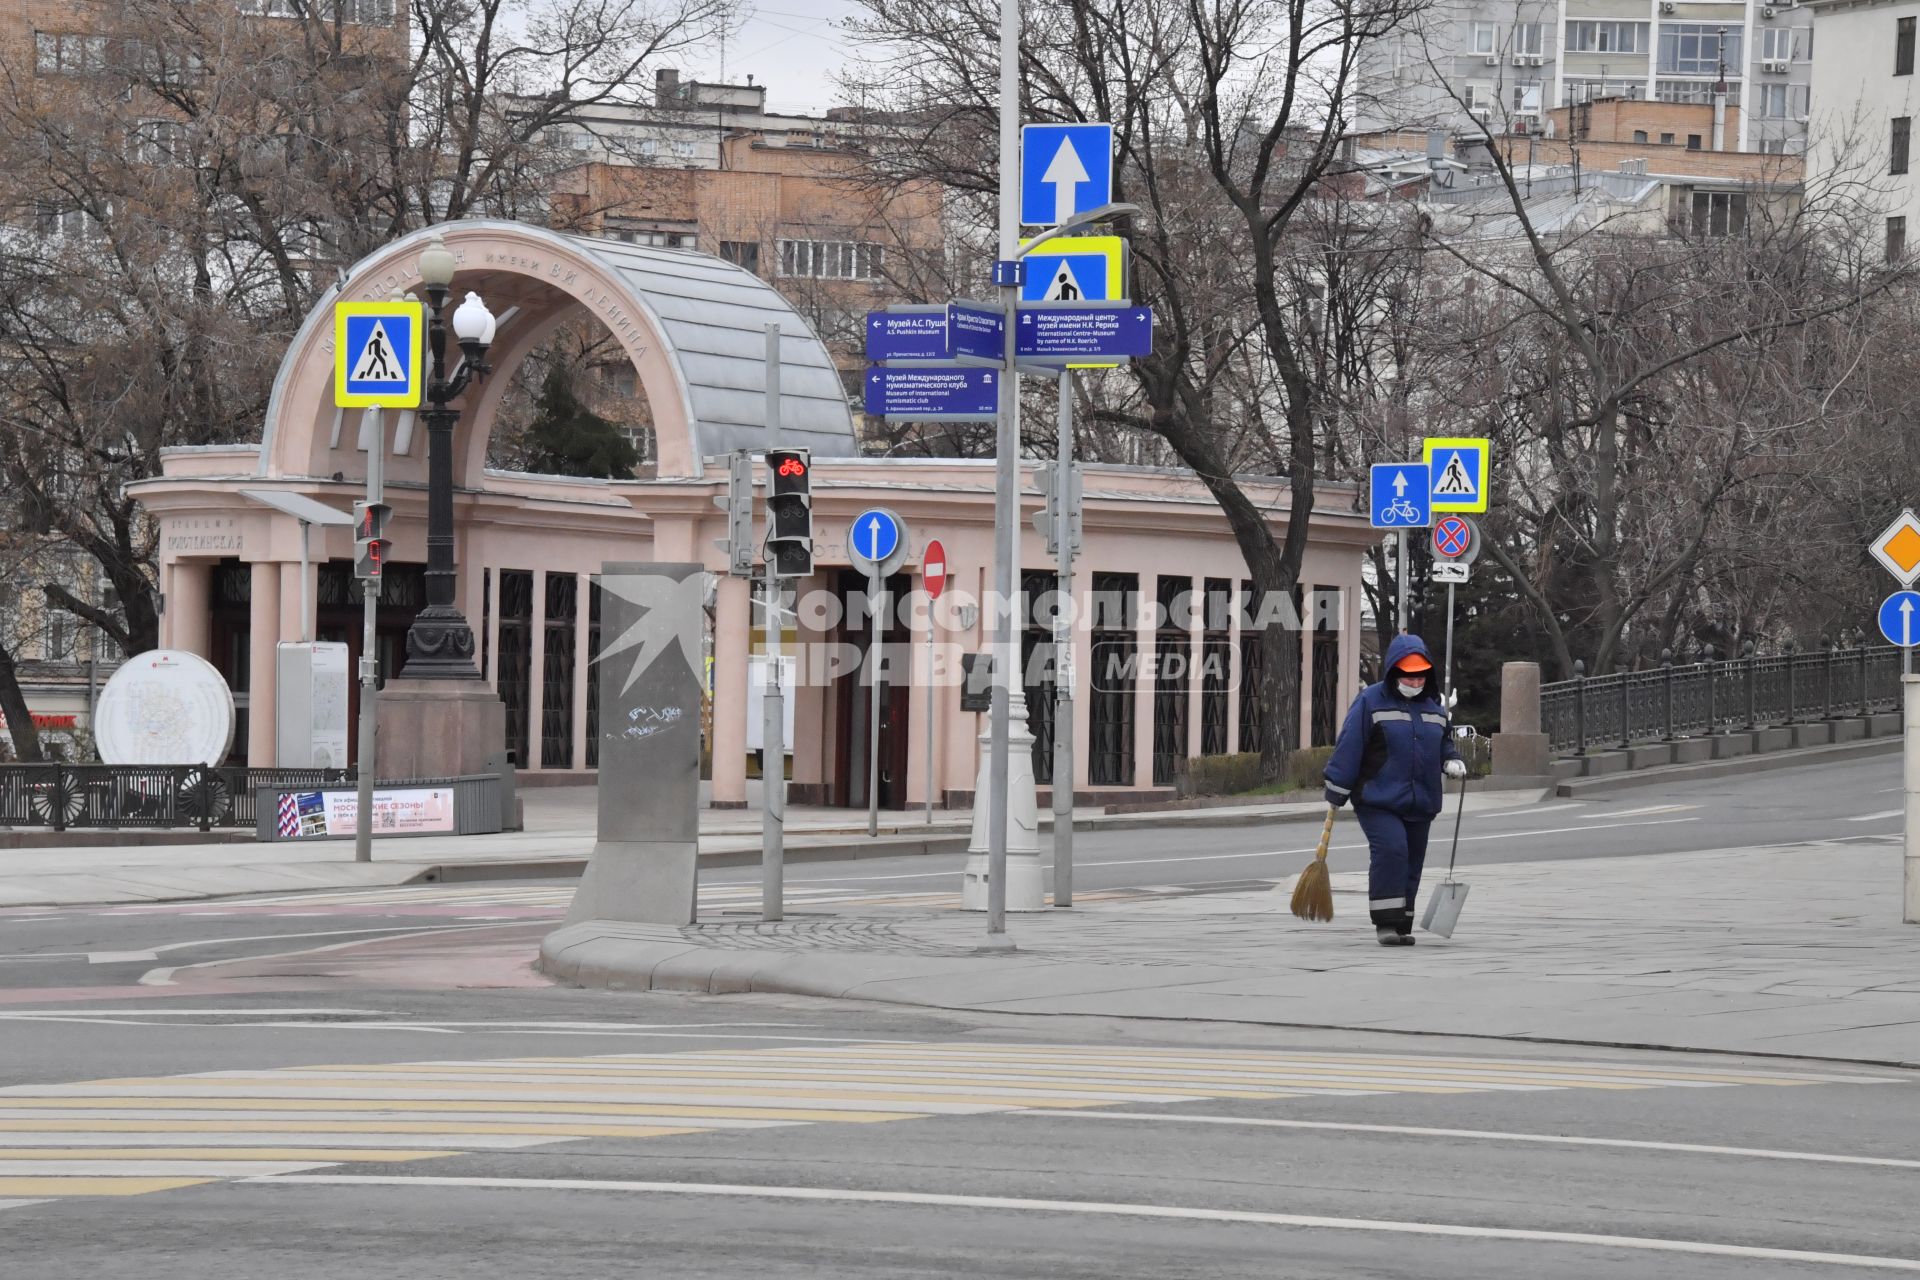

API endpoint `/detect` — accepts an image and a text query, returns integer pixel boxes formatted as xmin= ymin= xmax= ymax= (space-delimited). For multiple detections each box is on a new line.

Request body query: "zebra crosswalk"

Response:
xmin=0 ymin=1042 xmax=1887 ymax=1207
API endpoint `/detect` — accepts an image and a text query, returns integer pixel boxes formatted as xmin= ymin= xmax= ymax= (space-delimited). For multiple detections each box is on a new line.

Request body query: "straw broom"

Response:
xmin=1289 ymin=807 xmax=1337 ymax=922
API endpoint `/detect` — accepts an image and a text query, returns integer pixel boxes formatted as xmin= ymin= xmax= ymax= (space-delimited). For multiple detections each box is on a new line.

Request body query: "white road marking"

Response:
xmin=1578 ymin=804 xmax=1696 ymax=820
xmin=86 ymin=951 xmax=159 ymax=964
xmin=241 ymin=1176 xmax=1920 ymax=1272
xmin=0 ymin=1159 xmax=333 ymax=1177
xmin=0 ymin=1009 xmax=391 ymax=1019
xmin=1846 ymin=809 xmax=1905 ymax=823
xmin=1018 ymin=1112 xmax=1920 ymax=1170
xmin=0 ymin=1199 xmax=51 ymax=1211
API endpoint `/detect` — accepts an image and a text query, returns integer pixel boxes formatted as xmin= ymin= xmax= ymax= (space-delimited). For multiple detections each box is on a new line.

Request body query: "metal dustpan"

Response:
xmin=1420 ymin=879 xmax=1469 ymax=937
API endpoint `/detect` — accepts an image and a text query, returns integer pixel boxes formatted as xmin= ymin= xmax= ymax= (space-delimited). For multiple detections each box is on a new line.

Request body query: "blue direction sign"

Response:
xmin=864 ymin=367 xmax=999 ymax=419
xmin=865 ymin=309 xmax=949 ymax=362
xmin=1879 ymin=591 xmax=1920 ymax=647
xmin=1369 ymin=463 xmax=1432 ymax=529
xmin=948 ymin=302 xmax=1004 ymax=361
xmin=1021 ymin=123 xmax=1113 ymax=227
xmin=1015 ymin=305 xmax=1152 ymax=360
xmin=850 ymin=508 xmax=904 ymax=570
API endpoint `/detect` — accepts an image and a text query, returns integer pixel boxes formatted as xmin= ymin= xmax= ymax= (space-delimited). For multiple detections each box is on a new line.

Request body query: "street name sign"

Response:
xmin=1870 ymin=509 xmax=1920 ymax=587
xmin=865 ymin=308 xmax=950 ymax=362
xmin=1879 ymin=590 xmax=1920 ymax=647
xmin=335 ymin=301 xmax=424 ymax=409
xmin=948 ymin=302 xmax=1005 ymax=362
xmin=1423 ymin=436 xmax=1491 ymax=513
xmin=1369 ymin=463 xmax=1432 ymax=529
xmin=1015 ymin=305 xmax=1153 ymax=360
xmin=1020 ymin=122 xmax=1113 ymax=227
xmin=864 ymin=367 xmax=999 ymax=420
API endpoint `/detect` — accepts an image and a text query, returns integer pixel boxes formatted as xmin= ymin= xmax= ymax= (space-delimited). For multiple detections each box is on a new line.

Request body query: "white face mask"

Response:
xmin=1396 ymin=680 xmax=1427 ymax=699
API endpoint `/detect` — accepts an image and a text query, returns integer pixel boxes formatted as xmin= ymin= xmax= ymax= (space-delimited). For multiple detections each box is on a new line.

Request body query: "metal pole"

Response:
xmin=925 ymin=613 xmax=935 ymax=826
xmin=354 ymin=407 xmax=383 ymax=865
xmin=761 ymin=323 xmax=785 ymax=921
xmin=868 ymin=570 xmax=884 ymax=839
xmin=1053 ymin=370 xmax=1075 ymax=907
xmin=1442 ymin=581 xmax=1456 ymax=701
xmin=299 ymin=520 xmax=313 ymax=644
xmin=986 ymin=0 xmax=1019 ymax=940
xmin=1906 ymin=675 xmax=1920 ymax=924
xmin=1396 ymin=529 xmax=1409 ymax=633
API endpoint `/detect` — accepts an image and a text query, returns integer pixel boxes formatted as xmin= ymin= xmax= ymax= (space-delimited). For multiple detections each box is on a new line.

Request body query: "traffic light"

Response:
xmin=353 ymin=500 xmax=392 ymax=586
xmin=765 ymin=447 xmax=813 ymax=578
xmin=1032 ymin=460 xmax=1083 ymax=560
xmin=711 ymin=451 xmax=755 ymax=577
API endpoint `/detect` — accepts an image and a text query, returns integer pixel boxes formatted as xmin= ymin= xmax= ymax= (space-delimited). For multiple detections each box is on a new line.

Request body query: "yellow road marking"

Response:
xmin=0 ymin=1099 xmax=910 ymax=1122
xmin=0 ymin=1177 xmax=211 ymax=1196
xmin=0 ymin=1121 xmax=721 ymax=1138
xmin=0 ymin=1149 xmax=454 ymax=1162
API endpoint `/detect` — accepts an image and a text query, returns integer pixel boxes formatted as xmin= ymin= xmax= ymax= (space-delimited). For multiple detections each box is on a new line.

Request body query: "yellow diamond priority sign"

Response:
xmin=1870 ymin=509 xmax=1920 ymax=587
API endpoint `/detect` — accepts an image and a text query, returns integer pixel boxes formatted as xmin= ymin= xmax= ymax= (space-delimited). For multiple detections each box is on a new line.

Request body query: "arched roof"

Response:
xmin=256 ymin=220 xmax=856 ymax=485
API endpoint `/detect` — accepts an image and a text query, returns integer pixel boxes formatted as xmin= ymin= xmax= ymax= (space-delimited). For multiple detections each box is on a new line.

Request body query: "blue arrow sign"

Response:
xmin=1879 ymin=591 xmax=1920 ymax=647
xmin=948 ymin=302 xmax=1004 ymax=361
xmin=863 ymin=367 xmax=999 ymax=419
xmin=1369 ymin=463 xmax=1432 ymax=529
xmin=1015 ymin=305 xmax=1152 ymax=360
xmin=865 ymin=309 xmax=950 ymax=362
xmin=850 ymin=508 xmax=904 ymax=567
xmin=1021 ymin=123 xmax=1113 ymax=227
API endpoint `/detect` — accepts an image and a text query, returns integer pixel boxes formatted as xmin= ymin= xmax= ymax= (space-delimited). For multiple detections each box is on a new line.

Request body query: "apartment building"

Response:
xmin=1359 ymin=0 xmax=1817 ymax=152
xmin=1805 ymin=0 xmax=1920 ymax=260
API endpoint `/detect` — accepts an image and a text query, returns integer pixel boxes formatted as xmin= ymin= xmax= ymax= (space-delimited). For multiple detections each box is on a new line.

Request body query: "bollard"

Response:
xmin=1703 ymin=643 xmax=1717 ymax=736
xmin=1823 ymin=637 xmax=1834 ymax=720
xmin=1860 ymin=635 xmax=1871 ymax=717
xmin=1619 ymin=663 xmax=1632 ymax=748
xmin=1906 ymin=676 xmax=1920 ymax=924
xmin=1661 ymin=649 xmax=1675 ymax=741
xmin=1785 ymin=639 xmax=1797 ymax=725
xmin=1743 ymin=639 xmax=1758 ymax=730
xmin=1573 ymin=659 xmax=1587 ymax=755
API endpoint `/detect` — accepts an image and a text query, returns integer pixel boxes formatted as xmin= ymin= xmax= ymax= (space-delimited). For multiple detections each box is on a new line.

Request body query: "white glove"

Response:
xmin=1444 ymin=759 xmax=1467 ymax=779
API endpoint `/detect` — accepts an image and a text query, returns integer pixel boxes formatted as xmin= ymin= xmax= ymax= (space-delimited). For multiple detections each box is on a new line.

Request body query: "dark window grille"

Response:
xmin=1152 ymin=575 xmax=1191 ymax=786
xmin=541 ymin=573 xmax=578 ymax=769
xmin=1311 ymin=586 xmax=1342 ymax=747
xmin=1021 ymin=569 xmax=1056 ymax=784
xmin=1088 ymin=573 xmax=1137 ymax=786
xmin=497 ymin=570 xmax=534 ymax=767
xmin=1239 ymin=580 xmax=1263 ymax=754
xmin=1894 ymin=117 xmax=1911 ymax=175
xmin=1200 ymin=578 xmax=1230 ymax=755
xmin=480 ymin=568 xmax=491 ymax=680
xmin=586 ymin=578 xmax=603 ymax=768
xmin=1899 ymin=17 xmax=1915 ymax=74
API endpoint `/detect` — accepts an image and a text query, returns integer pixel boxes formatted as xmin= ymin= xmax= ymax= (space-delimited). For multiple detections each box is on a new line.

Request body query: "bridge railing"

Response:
xmin=1539 ymin=642 xmax=1906 ymax=756
xmin=0 ymin=765 xmax=350 ymax=832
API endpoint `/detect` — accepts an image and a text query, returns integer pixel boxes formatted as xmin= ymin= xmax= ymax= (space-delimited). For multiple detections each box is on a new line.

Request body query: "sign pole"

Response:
xmin=925 ymin=612 xmax=936 ymax=826
xmin=1396 ymin=528 xmax=1410 ymax=634
xmin=1907 ymin=675 xmax=1920 ymax=924
xmin=354 ymin=407 xmax=383 ymax=865
xmin=869 ymin=569 xmax=885 ymax=839
xmin=985 ymin=0 xmax=1020 ymax=941
xmin=1053 ymin=370 xmax=1076 ymax=907
xmin=762 ymin=323 xmax=785 ymax=922
xmin=1443 ymin=581 xmax=1457 ymax=701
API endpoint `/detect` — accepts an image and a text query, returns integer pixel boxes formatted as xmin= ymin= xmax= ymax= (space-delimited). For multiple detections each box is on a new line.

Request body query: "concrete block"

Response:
xmin=375 ymin=679 xmax=507 ymax=781
xmin=1493 ymin=731 xmax=1550 ymax=777
xmin=1710 ymin=734 xmax=1751 ymax=759
xmin=1790 ymin=722 xmax=1834 ymax=748
xmin=1670 ymin=738 xmax=1714 ymax=765
xmin=1830 ymin=718 xmax=1868 ymax=743
xmin=1627 ymin=744 xmax=1674 ymax=769
xmin=1751 ymin=727 xmax=1793 ymax=754
xmin=1579 ymin=751 xmax=1630 ymax=776
xmin=1551 ymin=758 xmax=1583 ymax=782
xmin=1869 ymin=712 xmax=1903 ymax=737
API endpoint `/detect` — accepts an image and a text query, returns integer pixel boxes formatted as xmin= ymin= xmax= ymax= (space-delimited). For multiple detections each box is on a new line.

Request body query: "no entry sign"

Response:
xmin=923 ymin=539 xmax=948 ymax=600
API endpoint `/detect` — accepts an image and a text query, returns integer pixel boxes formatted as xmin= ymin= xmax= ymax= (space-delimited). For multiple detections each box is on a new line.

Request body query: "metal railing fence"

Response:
xmin=0 ymin=765 xmax=349 ymax=832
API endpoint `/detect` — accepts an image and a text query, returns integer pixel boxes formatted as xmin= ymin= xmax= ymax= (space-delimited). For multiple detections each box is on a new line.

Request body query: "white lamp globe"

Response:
xmin=452 ymin=292 xmax=494 ymax=343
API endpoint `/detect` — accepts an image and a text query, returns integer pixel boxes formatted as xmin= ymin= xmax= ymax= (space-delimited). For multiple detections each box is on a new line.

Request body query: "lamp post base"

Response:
xmin=401 ymin=604 xmax=480 ymax=679
xmin=374 ymin=677 xmax=507 ymax=781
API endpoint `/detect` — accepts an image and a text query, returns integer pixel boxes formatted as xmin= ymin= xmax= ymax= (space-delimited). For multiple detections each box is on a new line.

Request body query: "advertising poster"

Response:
xmin=275 ymin=788 xmax=456 ymax=839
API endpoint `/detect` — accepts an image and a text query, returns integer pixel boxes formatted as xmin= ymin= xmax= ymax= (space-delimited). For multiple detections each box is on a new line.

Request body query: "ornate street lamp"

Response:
xmin=401 ymin=233 xmax=496 ymax=679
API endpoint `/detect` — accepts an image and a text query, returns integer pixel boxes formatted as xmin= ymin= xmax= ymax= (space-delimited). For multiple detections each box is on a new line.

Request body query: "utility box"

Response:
xmin=276 ymin=641 xmax=351 ymax=769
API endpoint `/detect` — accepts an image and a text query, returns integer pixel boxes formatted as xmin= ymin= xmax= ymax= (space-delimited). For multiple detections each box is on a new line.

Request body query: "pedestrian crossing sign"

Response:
xmin=334 ymin=300 xmax=424 ymax=409
xmin=1422 ymin=436 xmax=1490 ymax=513
xmin=1019 ymin=235 xmax=1127 ymax=304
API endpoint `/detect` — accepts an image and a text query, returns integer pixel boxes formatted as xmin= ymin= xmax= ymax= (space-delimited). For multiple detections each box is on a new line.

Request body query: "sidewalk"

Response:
xmin=542 ymin=838 xmax=1920 ymax=1069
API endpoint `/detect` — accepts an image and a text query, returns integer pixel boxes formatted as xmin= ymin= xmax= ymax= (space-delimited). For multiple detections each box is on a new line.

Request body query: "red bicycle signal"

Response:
xmin=777 ymin=458 xmax=807 ymax=477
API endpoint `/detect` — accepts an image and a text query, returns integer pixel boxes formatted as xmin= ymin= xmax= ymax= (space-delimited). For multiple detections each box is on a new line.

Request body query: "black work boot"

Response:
xmin=1376 ymin=926 xmax=1414 ymax=947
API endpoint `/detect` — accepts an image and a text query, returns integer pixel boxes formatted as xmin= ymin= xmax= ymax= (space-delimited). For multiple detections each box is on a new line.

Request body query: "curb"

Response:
xmin=536 ymin=928 xmax=1919 ymax=1072
xmin=1556 ymin=736 xmax=1900 ymax=798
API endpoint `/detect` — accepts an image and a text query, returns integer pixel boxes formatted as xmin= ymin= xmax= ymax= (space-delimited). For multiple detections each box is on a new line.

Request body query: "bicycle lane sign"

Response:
xmin=1369 ymin=463 xmax=1432 ymax=529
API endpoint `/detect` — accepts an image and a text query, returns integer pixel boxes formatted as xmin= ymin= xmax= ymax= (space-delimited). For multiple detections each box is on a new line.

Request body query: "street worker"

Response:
xmin=1321 ymin=633 xmax=1466 ymax=946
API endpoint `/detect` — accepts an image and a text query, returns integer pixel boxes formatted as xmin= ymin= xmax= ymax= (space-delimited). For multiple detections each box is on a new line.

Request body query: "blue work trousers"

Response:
xmin=1353 ymin=804 xmax=1431 ymax=931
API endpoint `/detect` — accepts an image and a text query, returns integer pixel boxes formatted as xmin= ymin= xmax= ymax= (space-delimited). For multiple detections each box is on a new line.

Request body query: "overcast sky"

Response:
xmin=669 ymin=1 xmax=866 ymax=117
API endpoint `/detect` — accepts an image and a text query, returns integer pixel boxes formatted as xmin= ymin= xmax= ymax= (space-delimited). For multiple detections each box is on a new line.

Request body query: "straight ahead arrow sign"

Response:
xmin=1393 ymin=472 xmax=1408 ymax=496
xmin=1043 ymin=137 xmax=1091 ymax=226
xmin=1903 ymin=598 xmax=1912 ymax=647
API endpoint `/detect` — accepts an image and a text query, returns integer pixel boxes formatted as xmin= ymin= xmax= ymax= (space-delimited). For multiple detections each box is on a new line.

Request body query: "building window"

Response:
xmin=1200 ymin=580 xmax=1231 ymax=757
xmin=1151 ymin=576 xmax=1190 ymax=788
xmin=1690 ymin=190 xmax=1749 ymax=237
xmin=1890 ymin=216 xmax=1907 ymax=262
xmin=1512 ymin=22 xmax=1544 ymax=56
xmin=1657 ymin=79 xmax=1741 ymax=106
xmin=719 ymin=240 xmax=762 ymax=273
xmin=777 ymin=239 xmax=885 ymax=281
xmin=1633 ymin=129 xmax=1649 ymax=143
xmin=497 ymin=570 xmax=534 ymax=767
xmin=1470 ymin=21 xmax=1498 ymax=55
xmin=33 ymin=32 xmax=108 ymax=75
xmin=1895 ymin=117 xmax=1912 ymax=175
xmin=35 ymin=201 xmax=106 ymax=243
xmin=1565 ymin=20 xmax=1646 ymax=54
xmin=670 ymin=139 xmax=696 ymax=160
xmin=1021 ymin=570 xmax=1056 ymax=785
xmin=1564 ymin=78 xmax=1644 ymax=105
xmin=1899 ymin=17 xmax=1916 ymax=76
xmin=1659 ymin=23 xmax=1742 ymax=76
xmin=1088 ymin=573 xmax=1138 ymax=787
xmin=541 ymin=573 xmax=577 ymax=770
xmin=1660 ymin=132 xmax=1676 ymax=144
xmin=1687 ymin=134 xmax=1702 ymax=150
xmin=1512 ymin=82 xmax=1543 ymax=114
xmin=130 ymin=118 xmax=190 ymax=166
xmin=1760 ymin=27 xmax=1802 ymax=62
xmin=1310 ymin=587 xmax=1341 ymax=748
xmin=604 ymin=221 xmax=695 ymax=249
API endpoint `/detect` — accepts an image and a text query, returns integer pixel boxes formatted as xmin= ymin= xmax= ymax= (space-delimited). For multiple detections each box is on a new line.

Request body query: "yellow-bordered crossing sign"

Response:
xmin=335 ymin=300 xmax=424 ymax=409
xmin=1422 ymin=437 xmax=1491 ymax=513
